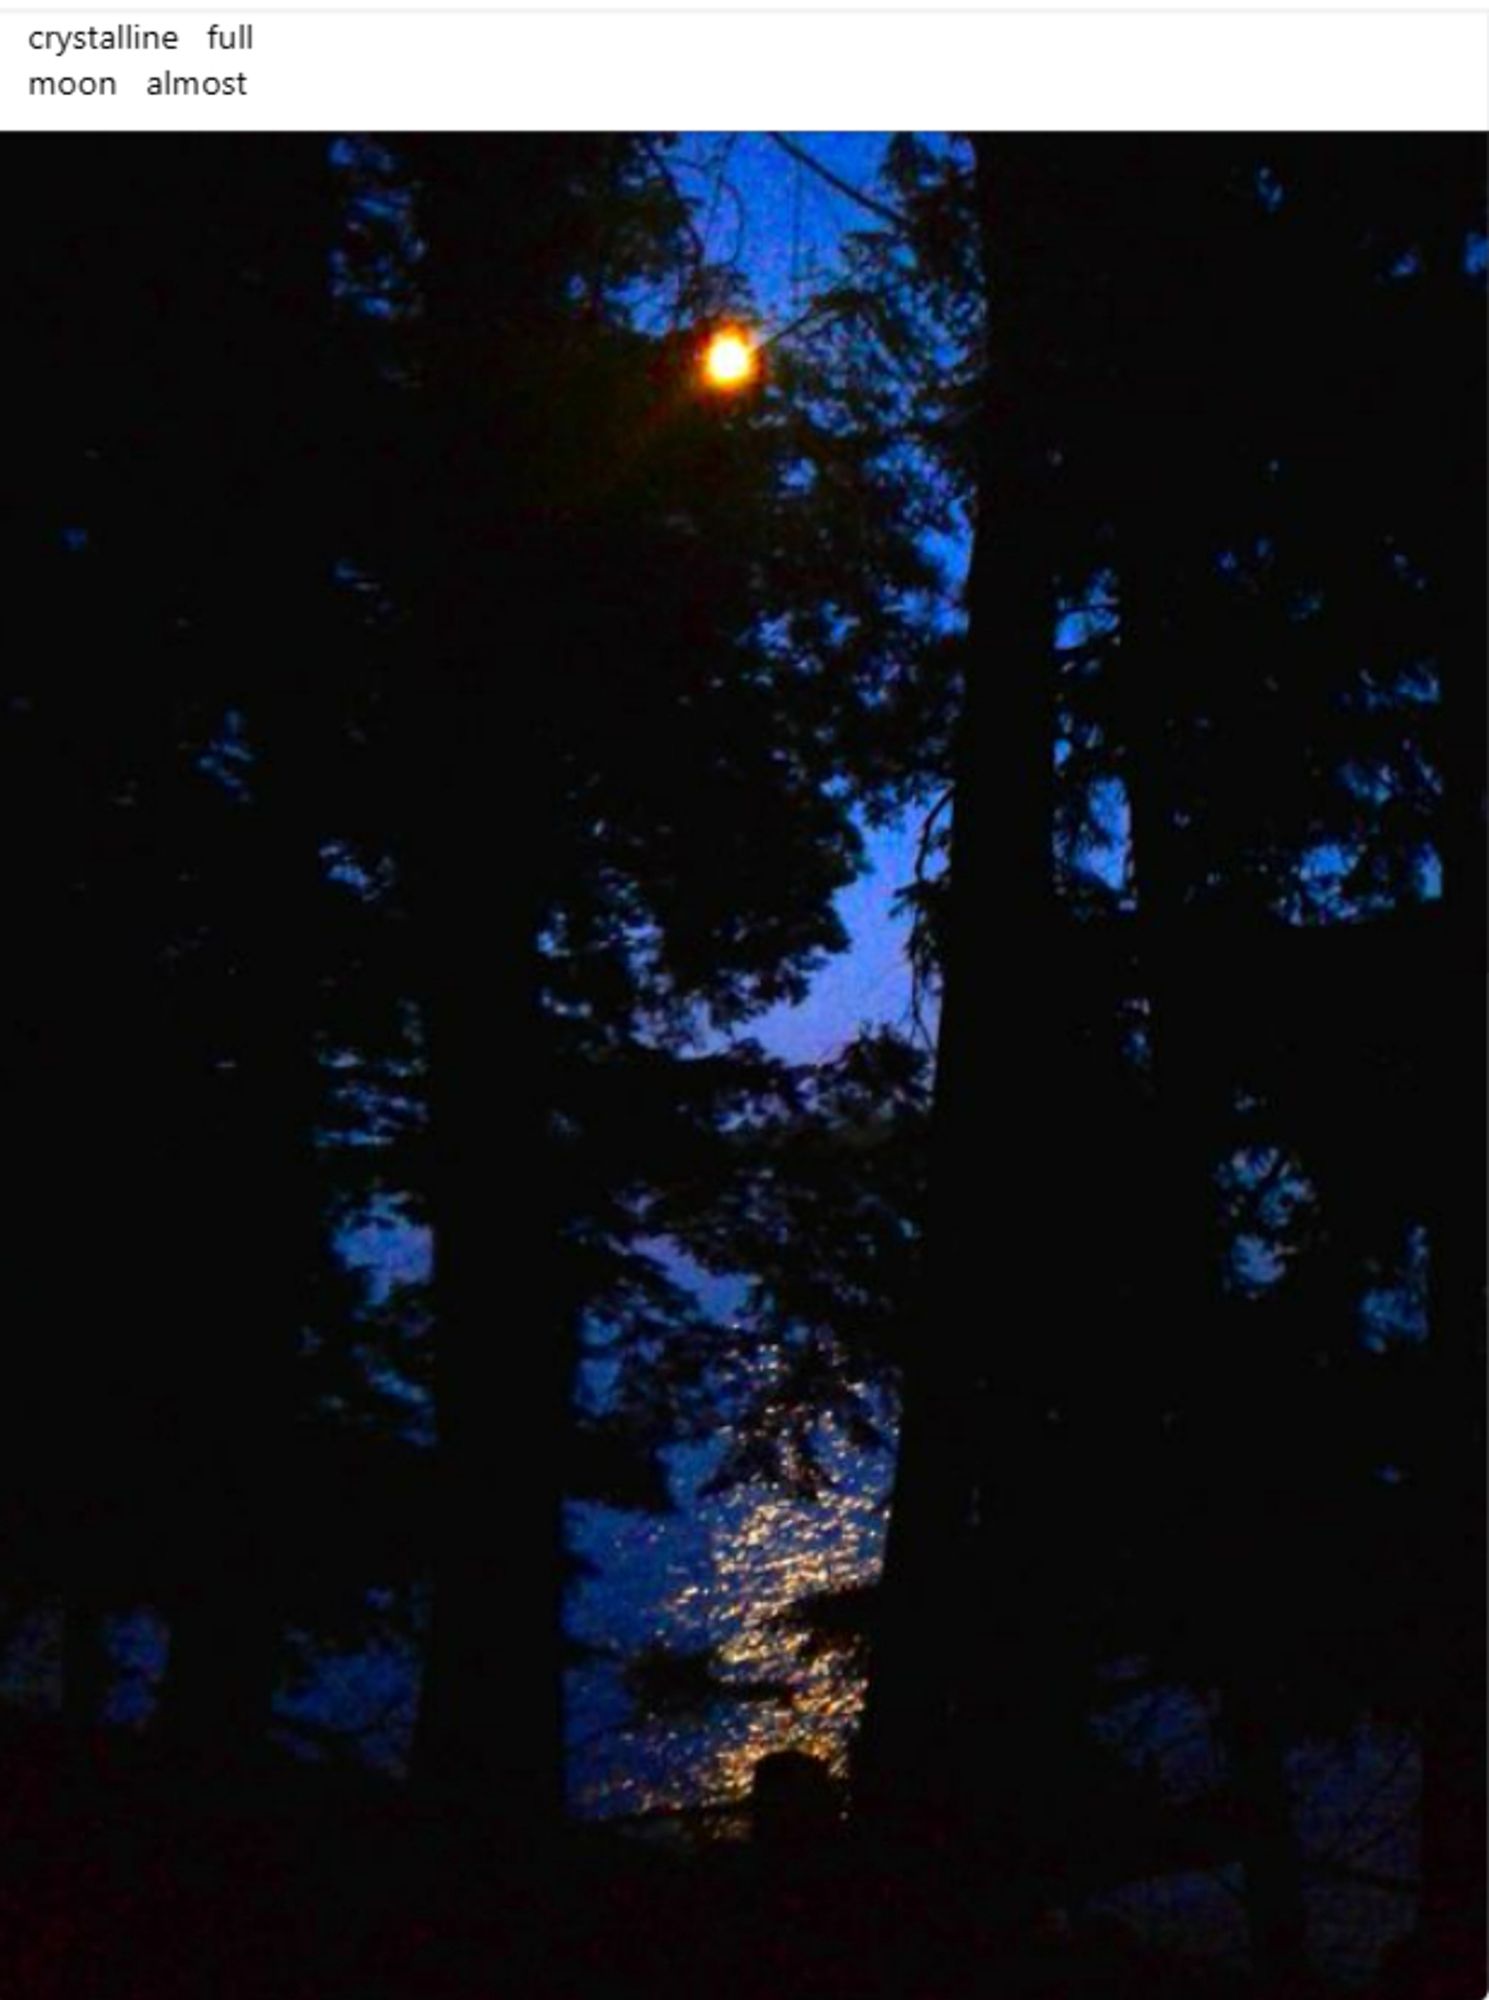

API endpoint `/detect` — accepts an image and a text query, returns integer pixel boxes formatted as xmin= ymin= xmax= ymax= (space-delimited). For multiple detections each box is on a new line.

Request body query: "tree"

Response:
xmin=311 ymin=135 xmax=941 ymax=1822
xmin=1 ymin=137 xmax=351 ymax=1780
xmin=853 ymin=132 xmax=1484 ymax=1991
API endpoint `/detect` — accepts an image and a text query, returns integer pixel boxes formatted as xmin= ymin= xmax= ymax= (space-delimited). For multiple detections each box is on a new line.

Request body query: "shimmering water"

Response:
xmin=0 ymin=1344 xmax=894 ymax=1823
xmin=568 ymin=1410 xmax=891 ymax=1818
xmin=0 ymin=1404 xmax=1420 ymax=1988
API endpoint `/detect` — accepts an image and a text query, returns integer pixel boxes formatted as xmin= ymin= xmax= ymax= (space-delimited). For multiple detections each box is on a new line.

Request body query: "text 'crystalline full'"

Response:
xmin=28 ymin=25 xmax=253 ymax=58
xmin=24 ymin=22 xmax=255 ymax=100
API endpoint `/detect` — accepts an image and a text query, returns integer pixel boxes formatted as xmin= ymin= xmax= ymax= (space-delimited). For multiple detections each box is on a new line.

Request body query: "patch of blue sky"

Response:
xmin=746 ymin=811 xmax=929 ymax=1061
xmin=683 ymin=133 xmax=893 ymax=320
xmin=1254 ymin=164 xmax=1285 ymax=215
xmin=1359 ymin=1223 xmax=1430 ymax=1351
xmin=197 ymin=704 xmax=253 ymax=800
xmin=1352 ymin=659 xmax=1440 ymax=712
xmin=1072 ymin=775 xmax=1133 ymax=896
xmin=1055 ymin=570 xmax=1120 ymax=654
xmin=660 ymin=132 xmax=963 ymax=1063
xmin=1054 ymin=605 xmax=1114 ymax=652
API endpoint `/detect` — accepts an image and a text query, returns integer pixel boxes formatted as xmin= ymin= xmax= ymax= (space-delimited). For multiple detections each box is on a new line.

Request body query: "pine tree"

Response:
xmin=853 ymin=134 xmax=1484 ymax=1990
xmin=314 ymin=136 xmax=939 ymax=1822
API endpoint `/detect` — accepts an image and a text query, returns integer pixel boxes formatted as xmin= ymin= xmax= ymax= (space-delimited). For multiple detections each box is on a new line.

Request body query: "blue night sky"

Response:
xmin=682 ymin=133 xmax=956 ymax=1063
xmin=560 ymin=136 xmax=936 ymax=1819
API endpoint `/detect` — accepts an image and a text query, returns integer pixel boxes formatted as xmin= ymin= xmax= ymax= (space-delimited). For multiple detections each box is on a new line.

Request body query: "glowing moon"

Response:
xmin=702 ymin=328 xmax=758 ymax=390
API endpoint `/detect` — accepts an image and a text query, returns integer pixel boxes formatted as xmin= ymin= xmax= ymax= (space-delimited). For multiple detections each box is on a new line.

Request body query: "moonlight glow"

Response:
xmin=702 ymin=328 xmax=758 ymax=390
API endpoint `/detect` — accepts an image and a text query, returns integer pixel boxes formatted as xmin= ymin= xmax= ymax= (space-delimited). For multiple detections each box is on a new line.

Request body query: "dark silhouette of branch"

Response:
xmin=767 ymin=134 xmax=906 ymax=233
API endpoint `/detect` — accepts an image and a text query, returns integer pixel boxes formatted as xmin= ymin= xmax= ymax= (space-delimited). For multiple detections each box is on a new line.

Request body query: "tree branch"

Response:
xmin=767 ymin=134 xmax=907 ymax=234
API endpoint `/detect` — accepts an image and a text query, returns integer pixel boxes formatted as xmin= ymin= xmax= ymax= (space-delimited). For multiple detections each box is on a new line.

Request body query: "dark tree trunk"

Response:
xmin=1418 ymin=219 xmax=1487 ymax=1981
xmin=1117 ymin=148 xmax=1315 ymax=1993
xmin=855 ymin=136 xmax=1065 ymax=1856
xmin=148 ymin=140 xmax=336 ymax=1779
xmin=400 ymin=140 xmax=578 ymax=1823
xmin=1220 ymin=1683 xmax=1313 ymax=1996
xmin=405 ymin=671 xmax=570 ymax=1825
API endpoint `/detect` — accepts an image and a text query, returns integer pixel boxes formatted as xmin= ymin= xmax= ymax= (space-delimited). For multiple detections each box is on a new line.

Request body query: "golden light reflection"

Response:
xmin=658 ymin=1403 xmax=890 ymax=1814
xmin=701 ymin=327 xmax=758 ymax=391
xmin=567 ymin=1376 xmax=893 ymax=1826
xmin=703 ymin=1486 xmax=876 ymax=1802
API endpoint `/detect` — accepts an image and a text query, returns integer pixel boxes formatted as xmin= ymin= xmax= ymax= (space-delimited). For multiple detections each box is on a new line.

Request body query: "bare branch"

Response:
xmin=767 ymin=134 xmax=907 ymax=235
xmin=905 ymin=781 xmax=955 ymax=1049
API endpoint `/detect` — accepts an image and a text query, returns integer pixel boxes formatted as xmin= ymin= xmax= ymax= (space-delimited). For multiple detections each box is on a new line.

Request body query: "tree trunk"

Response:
xmin=405 ymin=670 xmax=570 ymax=1826
xmin=1221 ymin=1682 xmax=1313 ymax=1996
xmin=149 ymin=140 xmax=335 ymax=1780
xmin=855 ymin=137 xmax=1064 ymax=1856
xmin=1418 ymin=261 xmax=1487 ymax=1982
xmin=399 ymin=140 xmax=577 ymax=1822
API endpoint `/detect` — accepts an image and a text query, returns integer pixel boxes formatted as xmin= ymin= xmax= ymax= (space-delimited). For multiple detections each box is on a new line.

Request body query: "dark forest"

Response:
xmin=0 ymin=133 xmax=1483 ymax=2000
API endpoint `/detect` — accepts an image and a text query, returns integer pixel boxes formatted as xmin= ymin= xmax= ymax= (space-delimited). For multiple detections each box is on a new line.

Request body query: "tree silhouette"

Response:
xmin=0 ymin=129 xmax=1478 ymax=2000
xmin=854 ymin=133 xmax=1484 ymax=1992
xmin=285 ymin=135 xmax=942 ymax=1820
xmin=2 ymin=138 xmax=340 ymax=1774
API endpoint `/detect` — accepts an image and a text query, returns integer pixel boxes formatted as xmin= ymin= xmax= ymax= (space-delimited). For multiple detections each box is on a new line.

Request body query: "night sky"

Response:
xmin=564 ymin=136 xmax=932 ymax=1816
xmin=41 ymin=135 xmax=942 ymax=1798
xmin=682 ymin=134 xmax=954 ymax=1064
